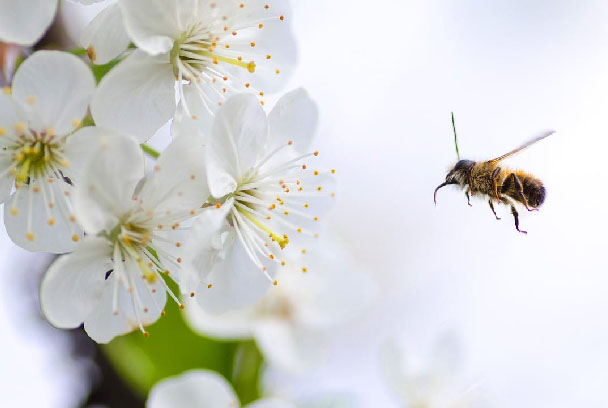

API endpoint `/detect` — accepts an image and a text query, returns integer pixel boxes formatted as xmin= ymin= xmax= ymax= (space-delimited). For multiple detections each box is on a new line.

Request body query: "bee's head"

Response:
xmin=434 ymin=159 xmax=475 ymax=204
xmin=445 ymin=159 xmax=475 ymax=184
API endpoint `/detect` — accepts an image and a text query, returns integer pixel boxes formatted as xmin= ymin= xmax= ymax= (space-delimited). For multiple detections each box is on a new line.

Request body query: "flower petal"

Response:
xmin=0 ymin=92 xmax=28 ymax=147
xmin=0 ymin=0 xmax=58 ymax=45
xmin=194 ymin=235 xmax=273 ymax=314
xmin=147 ymin=370 xmax=239 ymax=408
xmin=119 ymin=0 xmax=196 ymax=55
xmin=12 ymin=51 xmax=95 ymax=136
xmin=180 ymin=200 xmax=234 ymax=295
xmin=253 ymin=319 xmax=327 ymax=373
xmin=268 ymin=88 xmax=318 ymax=154
xmin=184 ymin=295 xmax=257 ymax=340
xmin=4 ymin=181 xmax=84 ymax=253
xmin=61 ymin=126 xmax=107 ymax=181
xmin=138 ymin=133 xmax=208 ymax=217
xmin=72 ymin=129 xmax=144 ymax=233
xmin=69 ymin=0 xmax=106 ymax=4
xmin=84 ymin=257 xmax=167 ymax=343
xmin=91 ymin=50 xmax=176 ymax=142
xmin=40 ymin=236 xmax=112 ymax=329
xmin=207 ymin=94 xmax=268 ymax=198
xmin=81 ymin=3 xmax=130 ymax=65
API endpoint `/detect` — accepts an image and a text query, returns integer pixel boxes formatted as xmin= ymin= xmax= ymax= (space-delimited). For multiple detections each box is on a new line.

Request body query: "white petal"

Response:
xmin=72 ymin=130 xmax=144 ymax=233
xmin=4 ymin=181 xmax=84 ymax=253
xmin=91 ymin=50 xmax=176 ymax=142
xmin=184 ymin=295 xmax=257 ymax=340
xmin=12 ymin=51 xmax=95 ymax=136
xmin=268 ymin=88 xmax=318 ymax=154
xmin=61 ymin=126 xmax=107 ymax=181
xmin=0 ymin=147 xmax=15 ymax=203
xmin=207 ymin=94 xmax=268 ymax=198
xmin=246 ymin=399 xmax=297 ymax=408
xmin=180 ymin=200 xmax=234 ymax=295
xmin=40 ymin=236 xmax=112 ymax=329
xmin=119 ymin=0 xmax=195 ymax=55
xmin=84 ymin=261 xmax=167 ymax=343
xmin=81 ymin=3 xmax=130 ymax=65
xmin=0 ymin=0 xmax=58 ymax=45
xmin=0 ymin=92 xmax=28 ymax=146
xmin=253 ymin=319 xmax=327 ymax=373
xmin=195 ymin=236 xmax=273 ymax=314
xmin=138 ymin=133 xmax=208 ymax=216
xmin=171 ymin=83 xmax=218 ymax=141
xmin=294 ymin=240 xmax=376 ymax=328
xmin=147 ymin=370 xmax=239 ymax=408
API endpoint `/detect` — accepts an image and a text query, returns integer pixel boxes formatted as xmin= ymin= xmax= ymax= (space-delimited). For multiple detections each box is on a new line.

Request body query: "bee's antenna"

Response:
xmin=451 ymin=112 xmax=460 ymax=160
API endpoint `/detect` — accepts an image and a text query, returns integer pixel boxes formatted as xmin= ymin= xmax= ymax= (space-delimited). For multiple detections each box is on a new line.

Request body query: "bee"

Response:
xmin=434 ymin=113 xmax=554 ymax=234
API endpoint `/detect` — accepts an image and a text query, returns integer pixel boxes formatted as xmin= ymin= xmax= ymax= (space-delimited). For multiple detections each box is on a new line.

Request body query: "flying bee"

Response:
xmin=434 ymin=113 xmax=554 ymax=234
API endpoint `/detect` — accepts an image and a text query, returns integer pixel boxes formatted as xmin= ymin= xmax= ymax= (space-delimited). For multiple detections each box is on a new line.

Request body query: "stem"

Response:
xmin=232 ymin=341 xmax=263 ymax=404
xmin=141 ymin=144 xmax=160 ymax=159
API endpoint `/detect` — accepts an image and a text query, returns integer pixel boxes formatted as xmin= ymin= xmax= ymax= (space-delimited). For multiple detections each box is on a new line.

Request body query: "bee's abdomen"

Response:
xmin=502 ymin=171 xmax=545 ymax=208
xmin=522 ymin=177 xmax=545 ymax=208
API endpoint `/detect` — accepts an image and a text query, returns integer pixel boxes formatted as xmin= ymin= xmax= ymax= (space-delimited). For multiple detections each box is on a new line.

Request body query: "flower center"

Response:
xmin=10 ymin=127 xmax=65 ymax=184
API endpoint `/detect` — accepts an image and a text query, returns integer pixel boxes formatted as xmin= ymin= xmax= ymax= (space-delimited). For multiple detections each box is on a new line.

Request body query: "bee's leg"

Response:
xmin=491 ymin=167 xmax=501 ymax=203
xmin=465 ymin=189 xmax=472 ymax=207
xmin=467 ymin=167 xmax=474 ymax=196
xmin=488 ymin=200 xmax=500 ymax=220
xmin=510 ymin=203 xmax=527 ymax=234
xmin=508 ymin=173 xmax=537 ymax=212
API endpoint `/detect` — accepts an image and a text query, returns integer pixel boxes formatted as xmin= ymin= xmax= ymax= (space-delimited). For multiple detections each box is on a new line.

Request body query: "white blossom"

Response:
xmin=381 ymin=332 xmax=486 ymax=408
xmin=179 ymin=89 xmax=335 ymax=314
xmin=185 ymin=236 xmax=375 ymax=372
xmin=40 ymin=130 xmax=208 ymax=343
xmin=0 ymin=51 xmax=96 ymax=253
xmin=89 ymin=0 xmax=297 ymax=141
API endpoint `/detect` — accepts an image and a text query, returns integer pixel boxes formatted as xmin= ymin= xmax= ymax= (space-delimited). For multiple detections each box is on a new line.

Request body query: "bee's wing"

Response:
xmin=489 ymin=130 xmax=555 ymax=163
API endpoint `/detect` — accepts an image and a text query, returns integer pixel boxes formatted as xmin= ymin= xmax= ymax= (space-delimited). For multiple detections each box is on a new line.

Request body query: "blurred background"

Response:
xmin=3 ymin=0 xmax=608 ymax=406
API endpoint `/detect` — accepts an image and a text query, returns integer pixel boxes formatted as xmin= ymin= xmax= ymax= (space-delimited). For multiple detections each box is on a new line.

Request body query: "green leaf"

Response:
xmin=92 ymin=58 xmax=121 ymax=83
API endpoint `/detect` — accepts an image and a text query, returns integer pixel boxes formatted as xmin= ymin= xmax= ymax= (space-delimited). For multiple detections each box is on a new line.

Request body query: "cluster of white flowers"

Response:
xmin=0 ymin=1 xmax=489 ymax=407
xmin=0 ymin=0 xmax=344 ymax=347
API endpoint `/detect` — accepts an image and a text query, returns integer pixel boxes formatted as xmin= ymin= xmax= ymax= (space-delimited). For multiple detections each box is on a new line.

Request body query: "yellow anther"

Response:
xmin=0 ymin=127 xmax=6 ymax=135
xmin=26 ymin=95 xmax=37 ymax=105
xmin=72 ymin=235 xmax=79 ymax=242
xmin=2 ymin=87 xmax=11 ymax=94
xmin=304 ymin=203 xmax=309 ymax=208
xmin=331 ymin=169 xmax=336 ymax=174
xmin=15 ymin=122 xmax=25 ymax=133
xmin=302 ymin=267 xmax=307 ymax=273
xmin=314 ymin=170 xmax=319 ymax=175
xmin=26 ymin=233 xmax=34 ymax=241
xmin=47 ymin=218 xmax=55 ymax=226
xmin=297 ymin=228 xmax=302 ymax=233
xmin=10 ymin=208 xmax=18 ymax=215
xmin=317 ymin=186 xmax=323 ymax=191
xmin=207 ymin=284 xmax=213 ymax=289
xmin=273 ymin=280 xmax=278 ymax=286
xmin=237 ymin=207 xmax=289 ymax=249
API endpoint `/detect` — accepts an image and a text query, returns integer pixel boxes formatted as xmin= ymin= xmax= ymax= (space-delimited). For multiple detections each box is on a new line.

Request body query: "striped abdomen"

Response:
xmin=501 ymin=170 xmax=546 ymax=208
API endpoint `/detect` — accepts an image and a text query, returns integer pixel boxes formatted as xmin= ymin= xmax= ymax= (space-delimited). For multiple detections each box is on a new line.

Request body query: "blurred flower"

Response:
xmin=185 ymin=236 xmax=375 ymax=372
xmin=380 ymin=332 xmax=486 ymax=408
xmin=0 ymin=42 xmax=26 ymax=86
xmin=0 ymin=0 xmax=58 ymax=46
xmin=88 ymin=0 xmax=296 ymax=141
xmin=0 ymin=51 xmax=95 ymax=253
xmin=146 ymin=369 xmax=295 ymax=408
xmin=40 ymin=131 xmax=208 ymax=343
xmin=0 ymin=0 xmax=103 ymax=46
xmin=179 ymin=89 xmax=335 ymax=314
